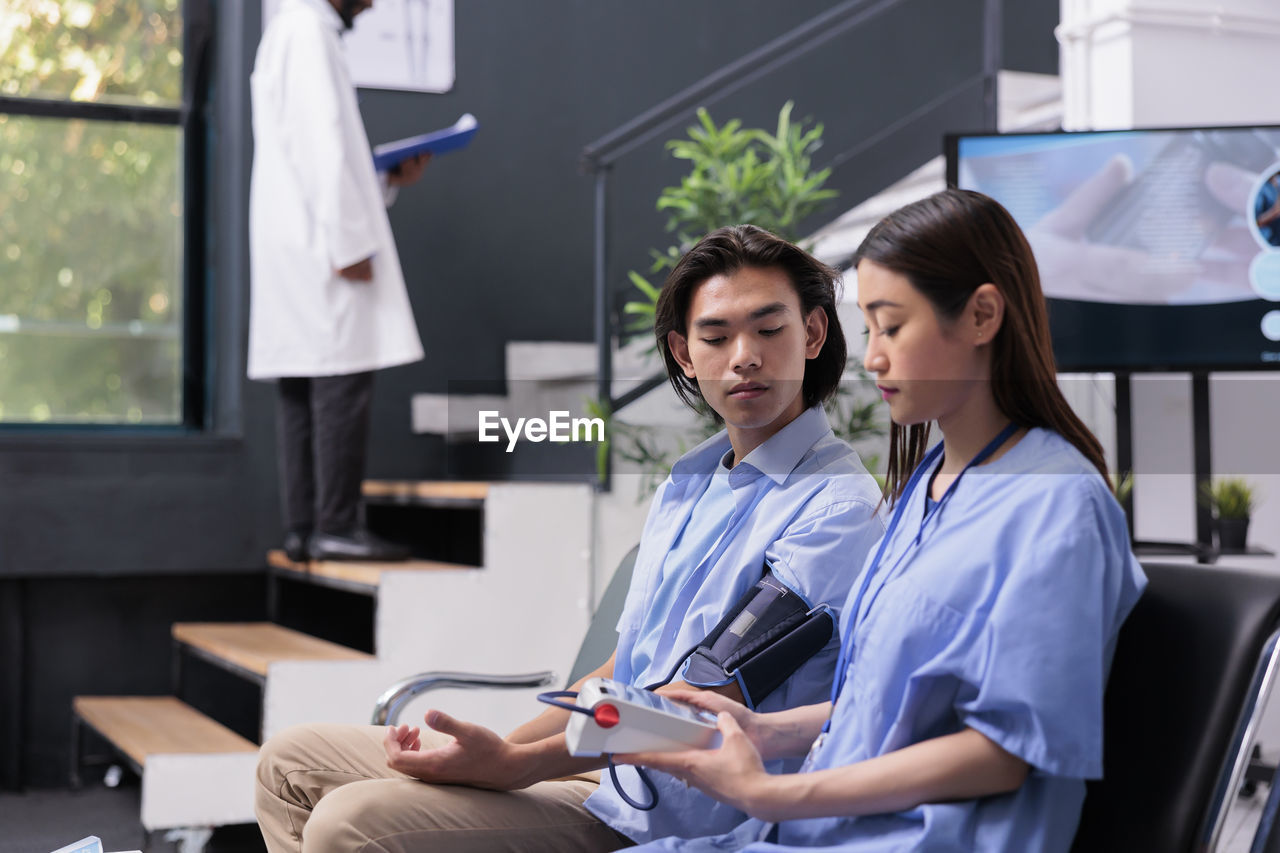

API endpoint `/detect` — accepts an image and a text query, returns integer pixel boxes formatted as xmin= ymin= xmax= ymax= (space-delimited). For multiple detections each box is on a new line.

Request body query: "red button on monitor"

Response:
xmin=593 ymin=703 xmax=620 ymax=728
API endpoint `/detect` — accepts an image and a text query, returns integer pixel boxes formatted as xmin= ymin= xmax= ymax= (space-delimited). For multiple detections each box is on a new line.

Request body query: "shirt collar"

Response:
xmin=668 ymin=406 xmax=832 ymax=487
xmin=670 ymin=429 xmax=733 ymax=479
xmin=289 ymin=0 xmax=345 ymax=32
xmin=736 ymin=405 xmax=832 ymax=485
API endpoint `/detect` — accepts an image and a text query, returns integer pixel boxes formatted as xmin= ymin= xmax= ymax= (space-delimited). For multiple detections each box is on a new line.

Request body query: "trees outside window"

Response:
xmin=0 ymin=0 xmax=192 ymax=425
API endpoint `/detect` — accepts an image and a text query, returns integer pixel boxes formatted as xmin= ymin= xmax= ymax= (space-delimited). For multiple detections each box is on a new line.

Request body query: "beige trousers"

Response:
xmin=255 ymin=723 xmax=634 ymax=853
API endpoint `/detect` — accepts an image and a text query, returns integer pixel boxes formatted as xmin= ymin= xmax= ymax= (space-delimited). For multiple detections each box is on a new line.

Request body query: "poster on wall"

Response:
xmin=262 ymin=0 xmax=455 ymax=93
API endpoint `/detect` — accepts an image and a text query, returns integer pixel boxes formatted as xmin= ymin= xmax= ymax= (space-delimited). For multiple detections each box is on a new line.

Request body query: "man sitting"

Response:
xmin=254 ymin=225 xmax=885 ymax=852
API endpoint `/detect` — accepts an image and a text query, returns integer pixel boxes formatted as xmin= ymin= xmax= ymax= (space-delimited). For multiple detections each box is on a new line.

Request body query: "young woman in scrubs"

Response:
xmin=620 ymin=188 xmax=1148 ymax=852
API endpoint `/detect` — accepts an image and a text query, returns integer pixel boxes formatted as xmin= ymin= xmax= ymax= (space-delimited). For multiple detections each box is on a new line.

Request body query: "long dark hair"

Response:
xmin=654 ymin=224 xmax=847 ymax=414
xmin=853 ymin=189 xmax=1109 ymax=501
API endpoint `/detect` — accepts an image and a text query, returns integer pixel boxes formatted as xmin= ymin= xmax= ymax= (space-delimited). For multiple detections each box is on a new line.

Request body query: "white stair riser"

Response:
xmin=141 ymin=753 xmax=259 ymax=831
xmin=376 ymin=484 xmax=592 ymax=675
xmin=411 ymin=393 xmax=507 ymax=437
xmin=262 ymin=660 xmax=390 ymax=740
xmin=505 ymin=340 xmax=656 ymax=384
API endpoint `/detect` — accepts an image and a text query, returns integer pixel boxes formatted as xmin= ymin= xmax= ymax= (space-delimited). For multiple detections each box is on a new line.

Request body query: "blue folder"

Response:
xmin=372 ymin=113 xmax=478 ymax=172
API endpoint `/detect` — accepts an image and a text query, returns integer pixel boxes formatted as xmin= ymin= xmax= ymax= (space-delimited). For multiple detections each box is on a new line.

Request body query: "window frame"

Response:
xmin=0 ymin=0 xmax=213 ymax=432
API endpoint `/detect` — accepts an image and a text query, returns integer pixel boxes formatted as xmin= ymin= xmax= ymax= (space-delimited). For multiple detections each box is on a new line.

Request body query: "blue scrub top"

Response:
xmin=588 ymin=405 xmax=886 ymax=844
xmin=634 ymin=427 xmax=1147 ymax=852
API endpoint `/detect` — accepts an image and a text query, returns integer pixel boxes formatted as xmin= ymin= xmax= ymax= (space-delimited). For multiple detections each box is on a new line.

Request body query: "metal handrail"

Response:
xmin=371 ymin=670 xmax=556 ymax=726
xmin=586 ymin=0 xmax=1002 ymax=490
xmin=580 ymin=0 xmax=907 ymax=172
xmin=827 ymin=72 xmax=988 ymax=171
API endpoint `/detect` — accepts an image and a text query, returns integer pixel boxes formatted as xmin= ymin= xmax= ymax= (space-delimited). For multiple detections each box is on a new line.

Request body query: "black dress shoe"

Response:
xmin=308 ymin=529 xmax=410 ymax=562
xmin=283 ymin=530 xmax=311 ymax=563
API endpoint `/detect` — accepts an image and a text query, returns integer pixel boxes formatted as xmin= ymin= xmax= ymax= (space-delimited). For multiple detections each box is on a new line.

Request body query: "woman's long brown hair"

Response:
xmin=854 ymin=189 xmax=1109 ymax=502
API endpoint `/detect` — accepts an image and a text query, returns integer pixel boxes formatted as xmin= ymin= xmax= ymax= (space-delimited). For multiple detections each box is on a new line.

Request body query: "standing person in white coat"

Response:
xmin=248 ymin=0 xmax=429 ymax=562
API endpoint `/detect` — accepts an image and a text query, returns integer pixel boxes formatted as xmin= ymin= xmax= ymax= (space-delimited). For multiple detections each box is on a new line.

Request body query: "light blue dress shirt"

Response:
xmin=629 ymin=452 xmax=737 ymax=685
xmin=633 ymin=427 xmax=1147 ymax=852
xmin=587 ymin=405 xmax=885 ymax=844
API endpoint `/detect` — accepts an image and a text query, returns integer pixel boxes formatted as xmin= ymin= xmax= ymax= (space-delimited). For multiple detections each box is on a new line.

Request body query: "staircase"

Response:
xmin=410 ymin=338 xmax=668 ymax=437
xmin=72 ymin=479 xmax=594 ymax=844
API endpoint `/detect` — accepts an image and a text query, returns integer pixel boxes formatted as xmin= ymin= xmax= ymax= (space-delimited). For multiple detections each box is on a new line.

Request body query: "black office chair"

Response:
xmin=1072 ymin=561 xmax=1280 ymax=852
xmin=371 ymin=545 xmax=639 ymax=725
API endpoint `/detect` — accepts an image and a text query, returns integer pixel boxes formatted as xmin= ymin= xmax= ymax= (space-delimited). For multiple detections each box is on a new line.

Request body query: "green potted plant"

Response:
xmin=598 ymin=102 xmax=886 ymax=493
xmin=622 ymin=101 xmax=838 ymax=339
xmin=1200 ymin=477 xmax=1259 ymax=552
xmin=1110 ymin=471 xmax=1134 ymax=506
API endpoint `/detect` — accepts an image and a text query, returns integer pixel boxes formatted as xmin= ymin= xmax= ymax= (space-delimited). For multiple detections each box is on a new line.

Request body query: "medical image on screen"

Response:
xmin=953 ymin=127 xmax=1280 ymax=371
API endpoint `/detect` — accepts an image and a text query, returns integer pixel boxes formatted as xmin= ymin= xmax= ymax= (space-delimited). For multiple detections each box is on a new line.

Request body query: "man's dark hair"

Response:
xmin=337 ymin=0 xmax=362 ymax=29
xmin=653 ymin=224 xmax=847 ymax=414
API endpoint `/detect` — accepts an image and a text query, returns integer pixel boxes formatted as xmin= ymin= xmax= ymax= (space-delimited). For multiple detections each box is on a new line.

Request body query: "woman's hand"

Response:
xmin=383 ymin=709 xmax=536 ymax=790
xmin=657 ymin=690 xmax=830 ymax=762
xmin=654 ymin=688 xmax=769 ymax=753
xmin=617 ymin=712 xmax=779 ymax=817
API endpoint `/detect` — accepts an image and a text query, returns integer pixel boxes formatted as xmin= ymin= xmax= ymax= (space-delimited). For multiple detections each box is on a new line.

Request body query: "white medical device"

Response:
xmin=544 ymin=677 xmax=722 ymax=757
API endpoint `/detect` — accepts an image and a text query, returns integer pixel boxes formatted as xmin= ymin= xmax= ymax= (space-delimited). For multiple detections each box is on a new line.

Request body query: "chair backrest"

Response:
xmin=1071 ymin=561 xmax=1280 ymax=852
xmin=565 ymin=545 xmax=639 ymax=687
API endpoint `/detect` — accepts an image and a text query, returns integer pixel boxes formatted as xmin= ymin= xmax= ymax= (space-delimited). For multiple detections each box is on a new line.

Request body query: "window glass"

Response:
xmin=0 ymin=0 xmax=183 ymax=106
xmin=0 ymin=114 xmax=183 ymax=423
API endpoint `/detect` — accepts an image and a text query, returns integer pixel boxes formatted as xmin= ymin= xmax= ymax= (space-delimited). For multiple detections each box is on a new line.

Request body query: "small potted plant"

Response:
xmin=1201 ymin=477 xmax=1259 ymax=552
xmin=1111 ymin=470 xmax=1134 ymax=506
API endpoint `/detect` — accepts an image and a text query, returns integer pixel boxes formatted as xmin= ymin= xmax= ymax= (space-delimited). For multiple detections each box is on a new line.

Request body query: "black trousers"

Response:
xmin=276 ymin=372 xmax=374 ymax=535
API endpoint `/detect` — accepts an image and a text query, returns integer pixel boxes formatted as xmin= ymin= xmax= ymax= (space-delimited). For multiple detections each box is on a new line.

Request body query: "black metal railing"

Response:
xmin=582 ymin=0 xmax=1003 ymax=489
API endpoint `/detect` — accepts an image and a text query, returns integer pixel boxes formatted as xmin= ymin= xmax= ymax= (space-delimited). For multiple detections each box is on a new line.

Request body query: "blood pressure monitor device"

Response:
xmin=537 ymin=566 xmax=828 ymax=811
xmin=541 ymin=677 xmax=722 ymax=757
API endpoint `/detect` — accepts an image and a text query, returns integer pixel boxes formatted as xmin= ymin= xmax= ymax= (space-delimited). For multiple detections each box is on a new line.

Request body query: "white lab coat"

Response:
xmin=247 ymin=0 xmax=424 ymax=380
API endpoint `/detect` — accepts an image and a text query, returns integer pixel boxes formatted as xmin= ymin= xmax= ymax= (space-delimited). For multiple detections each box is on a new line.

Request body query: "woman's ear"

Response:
xmin=804 ymin=308 xmax=829 ymax=359
xmin=969 ymin=283 xmax=1005 ymax=345
xmin=668 ymin=330 xmax=696 ymax=378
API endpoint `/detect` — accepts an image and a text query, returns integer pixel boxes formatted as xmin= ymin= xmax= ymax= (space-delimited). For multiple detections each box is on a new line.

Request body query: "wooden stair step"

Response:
xmin=362 ymin=479 xmax=489 ymax=508
xmin=171 ymin=622 xmax=372 ymax=679
xmin=267 ymin=549 xmax=474 ymax=592
xmin=73 ymin=696 xmax=257 ymax=768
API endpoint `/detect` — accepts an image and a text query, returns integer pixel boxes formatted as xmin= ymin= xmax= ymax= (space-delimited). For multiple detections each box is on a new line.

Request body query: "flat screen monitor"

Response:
xmin=946 ymin=126 xmax=1280 ymax=372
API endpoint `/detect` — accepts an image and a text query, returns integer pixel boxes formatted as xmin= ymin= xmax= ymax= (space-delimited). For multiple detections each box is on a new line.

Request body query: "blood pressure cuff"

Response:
xmin=681 ymin=568 xmax=834 ymax=709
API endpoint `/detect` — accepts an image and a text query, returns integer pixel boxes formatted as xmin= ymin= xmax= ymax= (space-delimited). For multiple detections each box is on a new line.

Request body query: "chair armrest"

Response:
xmin=372 ymin=670 xmax=557 ymax=725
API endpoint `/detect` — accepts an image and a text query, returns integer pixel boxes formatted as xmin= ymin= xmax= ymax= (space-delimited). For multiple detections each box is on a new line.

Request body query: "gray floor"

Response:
xmin=0 ymin=784 xmax=265 ymax=853
xmin=2 ymin=779 xmax=1274 ymax=852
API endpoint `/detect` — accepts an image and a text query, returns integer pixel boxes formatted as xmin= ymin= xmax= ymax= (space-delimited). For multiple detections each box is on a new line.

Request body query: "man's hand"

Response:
xmin=337 ymin=257 xmax=373 ymax=281
xmin=383 ymin=710 xmax=535 ymax=790
xmin=388 ymin=152 xmax=431 ymax=187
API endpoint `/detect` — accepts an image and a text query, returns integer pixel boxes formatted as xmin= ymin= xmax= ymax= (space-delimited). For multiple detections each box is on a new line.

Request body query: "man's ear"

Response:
xmin=668 ymin=330 xmax=695 ymax=378
xmin=969 ymin=283 xmax=1005 ymax=345
xmin=804 ymin=308 xmax=828 ymax=359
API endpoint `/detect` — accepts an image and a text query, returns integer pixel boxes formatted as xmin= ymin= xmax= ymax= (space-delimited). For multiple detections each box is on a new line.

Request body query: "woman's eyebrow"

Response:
xmin=860 ymin=299 xmax=903 ymax=312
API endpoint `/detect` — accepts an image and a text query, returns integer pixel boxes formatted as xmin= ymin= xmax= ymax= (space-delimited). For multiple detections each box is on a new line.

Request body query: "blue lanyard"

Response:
xmin=822 ymin=422 xmax=1019 ymax=733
